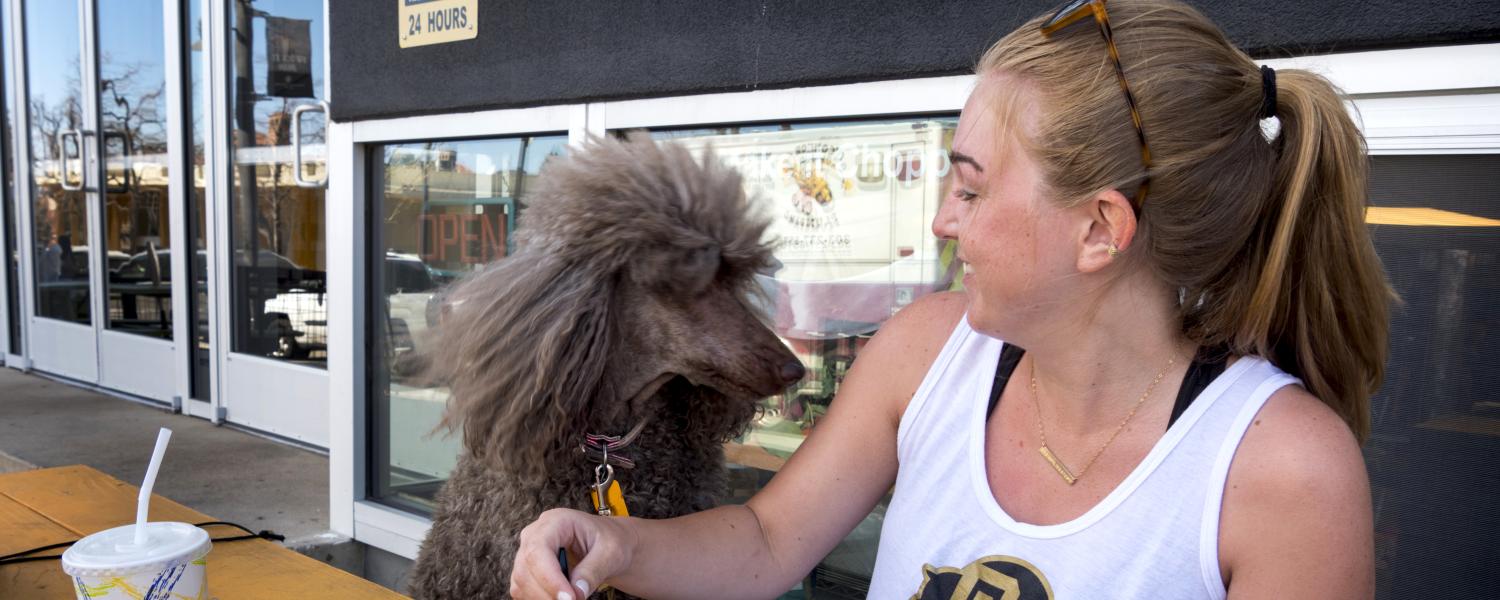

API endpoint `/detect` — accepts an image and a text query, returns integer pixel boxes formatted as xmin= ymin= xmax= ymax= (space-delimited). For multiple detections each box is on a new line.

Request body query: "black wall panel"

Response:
xmin=330 ymin=1 xmax=1500 ymax=122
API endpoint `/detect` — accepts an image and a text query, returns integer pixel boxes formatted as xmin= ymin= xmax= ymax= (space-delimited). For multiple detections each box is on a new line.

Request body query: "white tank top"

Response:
xmin=867 ymin=317 xmax=1299 ymax=600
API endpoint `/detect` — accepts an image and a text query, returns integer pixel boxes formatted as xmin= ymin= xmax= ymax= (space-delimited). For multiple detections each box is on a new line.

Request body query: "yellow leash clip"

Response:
xmin=585 ymin=449 xmax=629 ymax=600
xmin=589 ymin=463 xmax=630 ymax=517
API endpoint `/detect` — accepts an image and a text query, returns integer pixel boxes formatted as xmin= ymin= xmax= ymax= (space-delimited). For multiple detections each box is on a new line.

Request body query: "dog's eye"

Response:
xmin=678 ymin=245 xmax=721 ymax=294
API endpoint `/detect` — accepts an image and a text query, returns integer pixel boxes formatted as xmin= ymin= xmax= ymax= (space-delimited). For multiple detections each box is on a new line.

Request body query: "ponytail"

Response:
xmin=1239 ymin=70 xmax=1391 ymax=443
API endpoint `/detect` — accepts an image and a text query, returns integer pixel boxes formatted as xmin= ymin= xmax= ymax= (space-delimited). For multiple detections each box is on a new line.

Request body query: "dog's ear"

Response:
xmin=427 ymin=252 xmax=613 ymax=480
xmin=633 ymin=242 xmax=720 ymax=297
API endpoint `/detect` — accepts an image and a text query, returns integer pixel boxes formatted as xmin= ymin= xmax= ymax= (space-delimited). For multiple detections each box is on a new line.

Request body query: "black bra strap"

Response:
xmin=985 ymin=344 xmax=1026 ymax=418
xmin=1169 ymin=346 xmax=1228 ymax=426
xmin=985 ymin=344 xmax=1228 ymax=429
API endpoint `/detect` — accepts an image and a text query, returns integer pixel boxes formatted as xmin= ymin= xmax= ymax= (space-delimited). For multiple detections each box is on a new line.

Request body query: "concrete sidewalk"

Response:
xmin=0 ymin=368 xmax=330 ymax=542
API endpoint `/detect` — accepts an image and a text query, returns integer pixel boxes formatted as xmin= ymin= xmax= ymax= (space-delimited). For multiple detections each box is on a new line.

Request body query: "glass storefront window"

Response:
xmin=367 ymin=117 xmax=956 ymax=598
xmin=1364 ymin=154 xmax=1500 ymax=599
xmin=228 ymin=0 xmax=327 ymax=366
xmin=369 ymin=134 xmax=568 ymax=514
xmin=658 ymin=117 xmax=959 ymax=599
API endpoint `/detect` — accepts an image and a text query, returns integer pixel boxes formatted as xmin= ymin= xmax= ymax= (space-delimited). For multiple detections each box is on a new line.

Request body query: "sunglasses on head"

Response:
xmin=1041 ymin=0 xmax=1151 ymax=210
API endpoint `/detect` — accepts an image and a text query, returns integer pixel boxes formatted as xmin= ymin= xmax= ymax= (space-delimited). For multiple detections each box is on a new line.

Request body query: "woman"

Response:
xmin=510 ymin=0 xmax=1388 ymax=597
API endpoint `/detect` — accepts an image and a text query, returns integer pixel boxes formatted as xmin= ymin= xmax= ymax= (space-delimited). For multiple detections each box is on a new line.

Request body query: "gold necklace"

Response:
xmin=1030 ymin=356 xmax=1175 ymax=485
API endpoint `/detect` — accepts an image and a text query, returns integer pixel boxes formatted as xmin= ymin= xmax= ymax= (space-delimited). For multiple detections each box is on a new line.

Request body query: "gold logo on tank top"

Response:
xmin=911 ymin=554 xmax=1055 ymax=600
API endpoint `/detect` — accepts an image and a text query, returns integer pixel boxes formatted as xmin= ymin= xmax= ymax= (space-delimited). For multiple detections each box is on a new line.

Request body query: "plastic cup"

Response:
xmin=61 ymin=522 xmax=211 ymax=600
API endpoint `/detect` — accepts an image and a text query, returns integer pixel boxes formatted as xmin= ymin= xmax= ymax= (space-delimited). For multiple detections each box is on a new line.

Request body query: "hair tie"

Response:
xmin=1259 ymin=65 xmax=1277 ymax=119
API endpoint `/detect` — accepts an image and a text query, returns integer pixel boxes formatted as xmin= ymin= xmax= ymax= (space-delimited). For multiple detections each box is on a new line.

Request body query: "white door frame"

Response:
xmin=5 ymin=0 xmax=209 ymax=406
xmin=328 ymin=102 xmax=584 ymax=552
xmin=161 ymin=0 xmax=199 ymax=416
xmin=17 ymin=0 xmax=101 ymax=384
xmin=207 ymin=0 xmax=330 ymax=447
xmin=92 ymin=0 xmax=182 ymax=403
xmin=179 ymin=0 xmax=219 ymax=421
xmin=2 ymin=0 xmax=31 ymax=372
xmin=0 ymin=0 xmax=19 ymax=366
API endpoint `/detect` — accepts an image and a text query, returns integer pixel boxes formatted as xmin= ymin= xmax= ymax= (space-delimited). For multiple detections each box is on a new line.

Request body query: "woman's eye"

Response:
xmin=955 ymin=189 xmax=979 ymax=202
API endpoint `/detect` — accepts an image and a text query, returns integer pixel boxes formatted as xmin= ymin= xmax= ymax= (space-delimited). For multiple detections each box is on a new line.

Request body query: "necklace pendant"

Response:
xmin=1038 ymin=445 xmax=1078 ymax=485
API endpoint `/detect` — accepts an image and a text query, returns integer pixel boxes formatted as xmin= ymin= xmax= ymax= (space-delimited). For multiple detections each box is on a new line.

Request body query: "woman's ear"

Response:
xmin=1077 ymin=188 xmax=1138 ymax=273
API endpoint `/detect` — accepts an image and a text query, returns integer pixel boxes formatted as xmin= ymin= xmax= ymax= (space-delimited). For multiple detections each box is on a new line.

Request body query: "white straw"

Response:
xmin=134 ymin=428 xmax=173 ymax=546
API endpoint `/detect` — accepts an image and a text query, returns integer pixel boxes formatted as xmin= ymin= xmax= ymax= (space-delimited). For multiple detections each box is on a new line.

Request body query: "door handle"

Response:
xmin=291 ymin=100 xmax=329 ymax=188
xmin=56 ymin=129 xmax=84 ymax=191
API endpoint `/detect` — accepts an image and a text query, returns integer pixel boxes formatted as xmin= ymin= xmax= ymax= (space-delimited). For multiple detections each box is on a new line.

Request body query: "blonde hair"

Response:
xmin=979 ymin=0 xmax=1391 ymax=442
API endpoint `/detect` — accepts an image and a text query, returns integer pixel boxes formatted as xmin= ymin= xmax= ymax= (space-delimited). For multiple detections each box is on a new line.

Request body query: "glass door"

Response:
xmin=19 ymin=0 xmax=179 ymax=400
xmin=93 ymin=0 xmax=179 ymax=400
xmin=20 ymin=0 xmax=100 ymax=381
xmin=214 ymin=0 xmax=329 ymax=446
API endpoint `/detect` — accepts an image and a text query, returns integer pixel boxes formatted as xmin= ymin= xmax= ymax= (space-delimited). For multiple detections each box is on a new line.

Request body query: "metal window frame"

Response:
xmin=1259 ymin=43 xmax=1500 ymax=154
xmin=0 ymin=0 xmax=19 ymax=365
xmin=1 ymin=0 xmax=34 ymax=371
xmin=329 ymin=100 xmax=586 ymax=551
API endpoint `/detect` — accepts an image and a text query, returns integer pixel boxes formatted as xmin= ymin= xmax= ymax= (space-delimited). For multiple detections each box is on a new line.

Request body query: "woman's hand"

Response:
xmin=510 ymin=508 xmax=636 ymax=600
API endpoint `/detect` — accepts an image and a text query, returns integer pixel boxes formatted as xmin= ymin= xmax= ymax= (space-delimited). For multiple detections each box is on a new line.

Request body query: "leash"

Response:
xmin=0 ymin=522 xmax=284 ymax=566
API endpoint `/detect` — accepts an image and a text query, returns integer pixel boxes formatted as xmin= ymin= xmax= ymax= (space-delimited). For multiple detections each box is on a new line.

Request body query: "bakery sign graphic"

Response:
xmin=399 ymin=0 xmax=477 ymax=48
xmin=677 ymin=125 xmax=949 ymax=264
xmin=781 ymin=143 xmax=852 ymax=233
xmin=764 ymin=142 xmax=933 ymax=260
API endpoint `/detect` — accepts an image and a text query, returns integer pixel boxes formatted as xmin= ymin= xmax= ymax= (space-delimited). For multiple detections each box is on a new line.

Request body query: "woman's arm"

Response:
xmin=1220 ymin=386 xmax=1375 ymax=599
xmin=510 ymin=292 xmax=968 ymax=600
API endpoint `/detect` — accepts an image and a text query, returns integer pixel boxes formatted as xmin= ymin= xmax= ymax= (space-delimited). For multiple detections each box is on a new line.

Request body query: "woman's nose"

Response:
xmin=932 ymin=198 xmax=960 ymax=241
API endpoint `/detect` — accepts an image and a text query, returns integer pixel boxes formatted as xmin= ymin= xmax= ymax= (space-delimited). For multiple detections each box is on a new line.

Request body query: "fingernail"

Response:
xmin=574 ymin=579 xmax=591 ymax=596
xmin=557 ymin=592 xmax=573 ymax=600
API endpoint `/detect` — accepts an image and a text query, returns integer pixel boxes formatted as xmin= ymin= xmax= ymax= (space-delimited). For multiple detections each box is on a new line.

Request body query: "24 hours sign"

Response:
xmin=399 ymin=0 xmax=477 ymax=48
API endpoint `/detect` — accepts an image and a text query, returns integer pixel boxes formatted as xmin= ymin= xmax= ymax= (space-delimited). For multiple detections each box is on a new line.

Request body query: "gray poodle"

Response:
xmin=408 ymin=135 xmax=805 ymax=599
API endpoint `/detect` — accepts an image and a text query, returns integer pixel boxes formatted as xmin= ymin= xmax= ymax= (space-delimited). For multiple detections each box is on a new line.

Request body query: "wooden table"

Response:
xmin=0 ymin=465 xmax=406 ymax=599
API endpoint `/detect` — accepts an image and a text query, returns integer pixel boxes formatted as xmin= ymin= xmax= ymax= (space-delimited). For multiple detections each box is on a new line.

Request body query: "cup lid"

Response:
xmin=62 ymin=522 xmax=211 ymax=573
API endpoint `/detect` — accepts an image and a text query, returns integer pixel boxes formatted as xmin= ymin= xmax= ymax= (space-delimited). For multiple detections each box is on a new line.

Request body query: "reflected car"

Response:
xmin=384 ymin=252 xmax=440 ymax=353
xmin=43 ymin=245 xmax=131 ymax=280
xmin=112 ymin=248 xmax=171 ymax=284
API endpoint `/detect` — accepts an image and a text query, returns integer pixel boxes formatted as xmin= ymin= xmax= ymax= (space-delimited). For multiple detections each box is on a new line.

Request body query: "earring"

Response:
xmin=1107 ymin=242 xmax=1120 ymax=257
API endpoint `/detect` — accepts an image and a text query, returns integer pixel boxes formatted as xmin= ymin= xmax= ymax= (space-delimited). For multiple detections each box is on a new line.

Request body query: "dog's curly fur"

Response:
xmin=408 ymin=135 xmax=802 ymax=599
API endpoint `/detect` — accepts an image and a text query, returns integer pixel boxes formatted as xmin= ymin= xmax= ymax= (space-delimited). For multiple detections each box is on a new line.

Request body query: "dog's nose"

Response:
xmin=779 ymin=360 xmax=807 ymax=384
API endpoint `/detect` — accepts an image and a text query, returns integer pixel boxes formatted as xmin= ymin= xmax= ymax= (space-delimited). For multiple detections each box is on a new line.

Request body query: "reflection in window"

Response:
xmin=1364 ymin=155 xmax=1500 ymax=599
xmin=228 ymin=0 xmax=327 ymax=365
xmin=25 ymin=0 xmax=92 ymax=324
xmin=99 ymin=0 xmax=172 ymax=338
xmin=369 ymin=134 xmax=569 ymax=514
xmin=367 ymin=119 xmax=958 ymax=598
xmin=663 ymin=118 xmax=959 ymax=599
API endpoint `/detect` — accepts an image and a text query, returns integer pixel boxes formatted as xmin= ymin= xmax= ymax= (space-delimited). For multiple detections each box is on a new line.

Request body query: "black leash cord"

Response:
xmin=0 ymin=521 xmax=284 ymax=566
